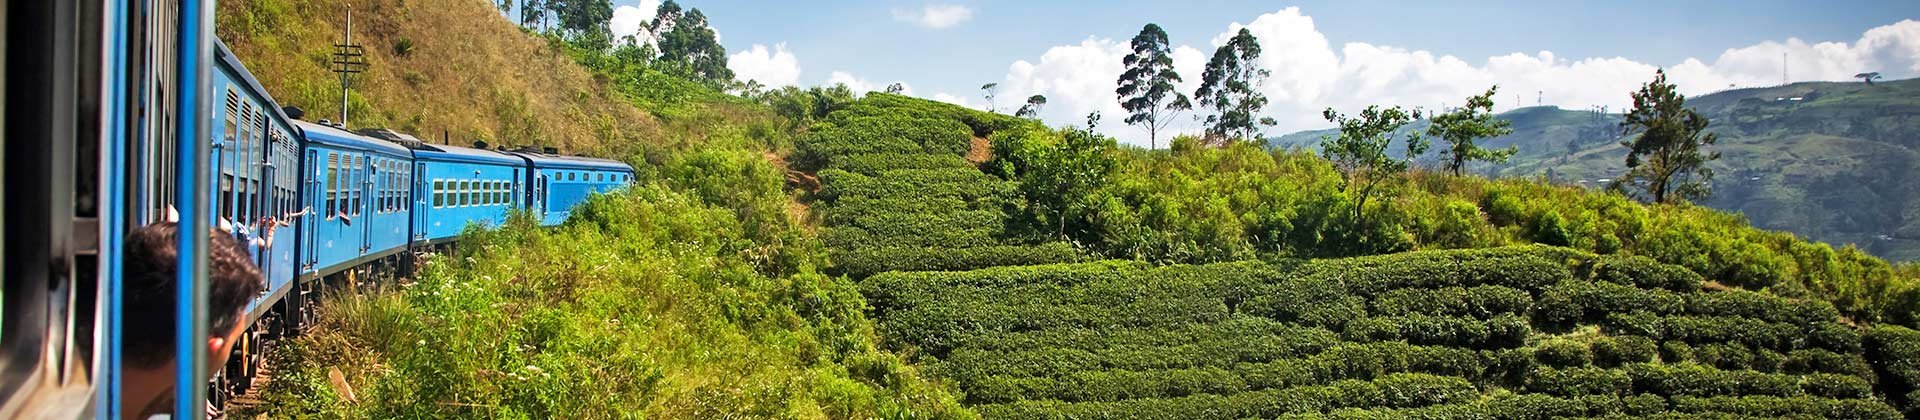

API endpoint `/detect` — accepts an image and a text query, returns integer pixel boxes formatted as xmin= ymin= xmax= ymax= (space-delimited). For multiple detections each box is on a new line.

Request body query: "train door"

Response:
xmin=358 ymin=156 xmax=373 ymax=256
xmin=413 ymin=163 xmax=428 ymax=243
xmin=534 ymin=172 xmax=549 ymax=219
xmin=303 ymin=149 xmax=320 ymax=270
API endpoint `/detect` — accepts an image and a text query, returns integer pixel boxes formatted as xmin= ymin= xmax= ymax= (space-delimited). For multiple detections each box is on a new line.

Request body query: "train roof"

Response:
xmin=506 ymin=151 xmax=634 ymax=172
xmin=294 ymin=120 xmax=414 ymax=157
xmin=410 ymin=143 xmax=525 ymax=166
xmin=215 ymin=39 xmax=299 ymax=134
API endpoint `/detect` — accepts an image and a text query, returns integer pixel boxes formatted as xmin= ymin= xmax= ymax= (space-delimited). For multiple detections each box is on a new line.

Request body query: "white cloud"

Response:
xmin=997 ymin=11 xmax=1920 ymax=147
xmin=827 ymin=71 xmax=912 ymax=95
xmin=609 ymin=0 xmax=661 ymax=44
xmin=892 ymin=4 xmax=974 ymax=29
xmin=729 ymin=43 xmax=803 ymax=87
xmin=931 ymin=92 xmax=983 ymax=109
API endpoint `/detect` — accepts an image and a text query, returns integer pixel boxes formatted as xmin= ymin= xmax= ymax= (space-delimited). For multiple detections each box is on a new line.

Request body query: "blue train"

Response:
xmin=0 ymin=2 xmax=633 ymax=417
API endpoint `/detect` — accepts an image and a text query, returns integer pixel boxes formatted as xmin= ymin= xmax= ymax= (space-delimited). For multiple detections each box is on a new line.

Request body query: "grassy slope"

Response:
xmin=223 ymin=0 xmax=971 ymax=417
xmin=1271 ymin=79 xmax=1920 ymax=261
xmin=217 ymin=0 xmax=658 ymax=156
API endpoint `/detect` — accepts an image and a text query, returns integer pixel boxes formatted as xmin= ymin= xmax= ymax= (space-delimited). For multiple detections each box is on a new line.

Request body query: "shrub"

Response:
xmin=1685 ymin=289 xmax=1839 ymax=325
xmin=826 ymin=153 xmax=973 ymax=175
xmin=1592 ymin=335 xmax=1658 ymax=367
xmin=830 ymin=243 xmax=1083 ymax=278
xmin=1371 ymin=285 xmax=1533 ymax=318
xmin=1534 ymin=339 xmax=1594 ymax=368
xmin=1593 ymin=255 xmax=1703 ymax=291
xmin=1340 ymin=314 xmax=1529 ymax=349
xmin=1865 ymin=325 xmax=1920 ymax=415
xmin=1535 ymin=280 xmax=1684 ymax=325
xmin=1526 ymin=367 xmax=1632 ymax=397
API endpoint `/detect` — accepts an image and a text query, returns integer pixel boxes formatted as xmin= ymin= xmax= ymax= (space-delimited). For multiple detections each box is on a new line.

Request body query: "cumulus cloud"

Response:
xmin=995 ymin=10 xmax=1920 ymax=147
xmin=827 ymin=71 xmax=912 ymax=95
xmin=609 ymin=0 xmax=661 ymax=44
xmin=729 ymin=43 xmax=803 ymax=87
xmin=931 ymin=92 xmax=983 ymax=109
xmin=893 ymin=4 xmax=974 ymax=29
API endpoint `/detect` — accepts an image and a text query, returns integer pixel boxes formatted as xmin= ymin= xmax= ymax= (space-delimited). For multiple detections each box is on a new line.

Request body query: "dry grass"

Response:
xmin=217 ymin=0 xmax=659 ymax=156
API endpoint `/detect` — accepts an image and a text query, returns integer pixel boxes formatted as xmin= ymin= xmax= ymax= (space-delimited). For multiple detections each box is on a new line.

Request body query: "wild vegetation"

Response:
xmin=1270 ymin=79 xmax=1920 ymax=262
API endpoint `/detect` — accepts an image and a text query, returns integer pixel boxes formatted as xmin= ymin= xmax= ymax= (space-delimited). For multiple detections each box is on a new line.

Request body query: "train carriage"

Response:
xmin=294 ymin=121 xmax=415 ymax=280
xmin=506 ymin=151 xmax=635 ymax=226
xmin=410 ymin=143 xmax=526 ymax=243
xmin=212 ymin=40 xmax=303 ymax=320
xmin=0 ymin=1 xmax=639 ymax=415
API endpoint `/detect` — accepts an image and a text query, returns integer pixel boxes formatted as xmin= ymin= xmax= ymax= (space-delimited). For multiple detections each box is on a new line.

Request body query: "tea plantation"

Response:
xmin=864 ymin=246 xmax=1920 ymax=419
xmin=801 ymin=93 xmax=1083 ymax=278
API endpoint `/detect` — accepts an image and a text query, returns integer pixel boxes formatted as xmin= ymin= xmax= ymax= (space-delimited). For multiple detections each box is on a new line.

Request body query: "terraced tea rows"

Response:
xmin=863 ymin=246 xmax=1920 ymax=419
xmin=800 ymin=94 xmax=1082 ymax=277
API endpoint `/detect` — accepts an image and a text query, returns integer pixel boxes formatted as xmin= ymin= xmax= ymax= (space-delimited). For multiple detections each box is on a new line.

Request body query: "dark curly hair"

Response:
xmin=123 ymin=222 xmax=265 ymax=368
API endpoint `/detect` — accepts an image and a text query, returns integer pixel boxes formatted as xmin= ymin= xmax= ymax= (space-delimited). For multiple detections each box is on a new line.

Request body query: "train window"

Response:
xmin=326 ymin=153 xmax=339 ymax=219
xmin=459 ymin=181 xmax=470 ymax=206
xmin=433 ymin=180 xmax=444 ymax=207
xmin=568 ymin=172 xmax=576 ymax=181
xmin=383 ymin=161 xmax=395 ymax=212
xmin=222 ymin=90 xmax=239 ymax=222
xmin=469 ymin=181 xmax=481 ymax=206
xmin=354 ymin=156 xmax=366 ymax=216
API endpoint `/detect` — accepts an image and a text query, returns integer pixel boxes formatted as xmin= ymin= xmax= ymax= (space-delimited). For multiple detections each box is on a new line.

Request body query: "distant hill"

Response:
xmin=1269 ymin=78 xmax=1920 ymax=261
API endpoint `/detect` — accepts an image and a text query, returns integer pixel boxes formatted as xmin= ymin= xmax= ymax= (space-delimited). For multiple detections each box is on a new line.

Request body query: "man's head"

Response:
xmin=124 ymin=222 xmax=265 ymax=371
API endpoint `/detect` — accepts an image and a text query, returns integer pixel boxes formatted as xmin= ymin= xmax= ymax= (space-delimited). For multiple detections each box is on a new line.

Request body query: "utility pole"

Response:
xmin=332 ymin=3 xmax=367 ymax=125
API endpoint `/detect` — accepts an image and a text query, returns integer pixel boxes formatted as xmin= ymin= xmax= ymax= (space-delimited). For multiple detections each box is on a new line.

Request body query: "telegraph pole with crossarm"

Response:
xmin=333 ymin=4 xmax=367 ymax=125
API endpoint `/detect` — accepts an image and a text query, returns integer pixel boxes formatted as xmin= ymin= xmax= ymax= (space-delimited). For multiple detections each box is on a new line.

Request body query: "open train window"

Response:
xmin=325 ymin=153 xmax=339 ymax=219
xmin=352 ymin=155 xmax=365 ymax=216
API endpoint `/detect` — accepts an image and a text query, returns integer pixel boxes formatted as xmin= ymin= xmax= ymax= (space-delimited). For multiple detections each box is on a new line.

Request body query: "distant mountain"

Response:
xmin=1269 ymin=78 xmax=1920 ymax=261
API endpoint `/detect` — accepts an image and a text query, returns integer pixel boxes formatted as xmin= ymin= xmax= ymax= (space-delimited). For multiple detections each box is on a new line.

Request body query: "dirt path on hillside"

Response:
xmin=967 ymin=136 xmax=992 ymax=164
xmin=762 ymin=151 xmax=820 ymax=230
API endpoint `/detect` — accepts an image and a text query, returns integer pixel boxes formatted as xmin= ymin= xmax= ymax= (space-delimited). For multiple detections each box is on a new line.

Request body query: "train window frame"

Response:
xmin=459 ymin=180 xmax=470 ymax=207
xmin=433 ymin=180 xmax=445 ymax=208
xmin=239 ymin=103 xmax=255 ymax=223
xmin=354 ymin=155 xmax=366 ymax=216
xmin=325 ymin=152 xmax=339 ymax=219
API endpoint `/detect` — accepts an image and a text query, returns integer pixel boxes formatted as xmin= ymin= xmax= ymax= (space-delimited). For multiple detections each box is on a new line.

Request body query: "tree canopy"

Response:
xmin=1616 ymin=69 xmax=1718 ymax=204
xmin=1194 ymin=28 xmax=1272 ymax=145
xmin=1117 ymin=23 xmax=1192 ymax=149
xmin=1426 ymin=86 xmax=1516 ymax=176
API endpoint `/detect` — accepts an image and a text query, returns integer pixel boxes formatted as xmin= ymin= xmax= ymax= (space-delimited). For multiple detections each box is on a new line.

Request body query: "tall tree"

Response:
xmin=1016 ymin=95 xmax=1047 ymax=118
xmin=981 ymin=82 xmax=999 ymax=112
xmin=519 ymin=0 xmax=547 ymax=29
xmin=884 ymin=83 xmax=906 ymax=94
xmin=1194 ymin=28 xmax=1271 ymax=145
xmin=1615 ymin=69 xmax=1719 ymax=204
xmin=1117 ymin=23 xmax=1192 ymax=150
xmin=1426 ymin=86 xmax=1516 ymax=176
xmin=1320 ymin=105 xmax=1428 ymax=223
xmin=650 ymin=1 xmax=732 ymax=85
xmin=551 ymin=0 xmax=614 ymax=49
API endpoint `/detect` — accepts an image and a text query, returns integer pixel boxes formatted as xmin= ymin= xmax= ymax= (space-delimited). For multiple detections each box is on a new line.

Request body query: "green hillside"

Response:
xmin=223 ymin=0 xmax=1920 ymax=418
xmin=1271 ymin=79 xmax=1920 ymax=261
xmin=867 ymin=247 xmax=1918 ymax=418
xmin=810 ymin=94 xmax=1920 ymax=418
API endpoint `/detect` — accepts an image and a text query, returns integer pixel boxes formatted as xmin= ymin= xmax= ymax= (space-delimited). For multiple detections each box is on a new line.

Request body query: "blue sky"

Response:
xmin=605 ymin=0 xmax=1920 ymax=145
